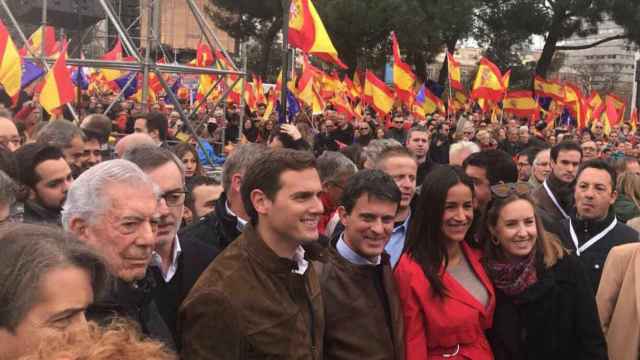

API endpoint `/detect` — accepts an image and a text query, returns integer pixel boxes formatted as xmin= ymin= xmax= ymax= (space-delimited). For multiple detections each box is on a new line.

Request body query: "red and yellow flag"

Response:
xmin=100 ymin=38 xmax=124 ymax=82
xmin=364 ymin=70 xmax=395 ymax=115
xmin=471 ymin=57 xmax=505 ymax=102
xmin=604 ymin=94 xmax=625 ymax=127
xmin=39 ymin=41 xmax=75 ymax=113
xmin=631 ymin=107 xmax=638 ymax=132
xmin=391 ymin=32 xmax=415 ymax=105
xmin=533 ymin=75 xmax=565 ymax=101
xmin=423 ymin=86 xmax=444 ymax=115
xmin=20 ymin=25 xmax=56 ymax=57
xmin=503 ymin=91 xmax=540 ymax=120
xmin=587 ymin=92 xmax=605 ymax=122
xmin=288 ymin=0 xmax=347 ymax=69
xmin=0 ymin=21 xmax=22 ymax=99
xmin=563 ymin=83 xmax=587 ymax=129
xmin=447 ymin=51 xmax=463 ymax=91
xmin=297 ymin=56 xmax=320 ymax=107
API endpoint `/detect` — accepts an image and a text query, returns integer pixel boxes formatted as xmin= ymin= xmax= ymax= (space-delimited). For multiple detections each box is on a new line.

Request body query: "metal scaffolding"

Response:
xmin=0 ymin=0 xmax=247 ymax=167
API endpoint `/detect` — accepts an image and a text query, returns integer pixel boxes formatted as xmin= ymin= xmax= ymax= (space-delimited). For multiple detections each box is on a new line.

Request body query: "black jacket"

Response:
xmin=333 ymin=123 xmax=355 ymax=145
xmin=23 ymin=200 xmax=61 ymax=225
xmin=428 ymin=136 xmax=450 ymax=164
xmin=178 ymin=192 xmax=242 ymax=253
xmin=556 ymin=211 xmax=638 ymax=291
xmin=499 ymin=140 xmax=522 ymax=156
xmin=385 ymin=127 xmax=406 ymax=144
xmin=87 ymin=273 xmax=175 ymax=350
xmin=313 ymin=132 xmax=340 ymax=156
xmin=151 ymin=238 xmax=217 ymax=349
xmin=487 ymin=255 xmax=608 ymax=360
xmin=416 ymin=158 xmax=441 ymax=187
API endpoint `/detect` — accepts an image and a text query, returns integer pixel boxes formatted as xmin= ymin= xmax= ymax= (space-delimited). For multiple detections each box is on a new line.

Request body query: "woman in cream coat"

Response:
xmin=596 ymin=242 xmax=640 ymax=360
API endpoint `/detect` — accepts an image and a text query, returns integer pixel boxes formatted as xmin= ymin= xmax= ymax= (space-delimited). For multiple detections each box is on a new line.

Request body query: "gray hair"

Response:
xmin=316 ymin=151 xmax=357 ymax=183
xmin=449 ymin=141 xmax=480 ymax=158
xmin=0 ymin=223 xmax=108 ymax=332
xmin=222 ymin=143 xmax=266 ymax=192
xmin=0 ymin=170 xmax=16 ymax=206
xmin=533 ymin=148 xmax=550 ymax=165
xmin=34 ymin=120 xmax=85 ymax=148
xmin=363 ymin=139 xmax=402 ymax=167
xmin=61 ymin=159 xmax=158 ymax=229
xmin=123 ymin=144 xmax=185 ymax=184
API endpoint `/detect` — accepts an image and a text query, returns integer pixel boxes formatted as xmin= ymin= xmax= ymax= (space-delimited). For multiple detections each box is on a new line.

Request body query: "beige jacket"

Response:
xmin=596 ymin=243 xmax=640 ymax=360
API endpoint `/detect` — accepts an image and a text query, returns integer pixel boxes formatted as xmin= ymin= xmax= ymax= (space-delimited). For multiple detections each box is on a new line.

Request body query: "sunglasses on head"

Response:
xmin=490 ymin=182 xmax=532 ymax=198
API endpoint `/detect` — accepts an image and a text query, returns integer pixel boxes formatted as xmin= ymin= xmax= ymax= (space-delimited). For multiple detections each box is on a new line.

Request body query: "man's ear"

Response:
xmin=337 ymin=206 xmax=348 ymax=226
xmin=231 ymin=173 xmax=243 ymax=194
xmin=250 ymin=189 xmax=271 ymax=217
xmin=69 ymin=217 xmax=90 ymax=241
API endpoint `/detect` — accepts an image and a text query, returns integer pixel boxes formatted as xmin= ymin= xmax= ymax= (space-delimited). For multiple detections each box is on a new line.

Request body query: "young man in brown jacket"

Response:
xmin=179 ymin=149 xmax=326 ymax=359
xmin=320 ymin=169 xmax=405 ymax=359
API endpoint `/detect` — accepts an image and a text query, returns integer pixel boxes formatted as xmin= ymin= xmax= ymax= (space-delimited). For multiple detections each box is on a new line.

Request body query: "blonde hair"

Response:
xmin=19 ymin=321 xmax=177 ymax=360
xmin=616 ymin=172 xmax=640 ymax=210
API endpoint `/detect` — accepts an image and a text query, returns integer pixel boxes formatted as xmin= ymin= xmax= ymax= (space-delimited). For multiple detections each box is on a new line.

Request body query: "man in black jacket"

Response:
xmin=124 ymin=145 xmax=217 ymax=348
xmin=179 ymin=143 xmax=264 ymax=252
xmin=15 ymin=143 xmax=73 ymax=225
xmin=62 ymin=159 xmax=174 ymax=349
xmin=556 ymin=159 xmax=638 ymax=291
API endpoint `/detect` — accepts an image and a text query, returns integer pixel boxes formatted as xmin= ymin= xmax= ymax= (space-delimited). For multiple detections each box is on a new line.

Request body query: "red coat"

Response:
xmin=394 ymin=242 xmax=495 ymax=360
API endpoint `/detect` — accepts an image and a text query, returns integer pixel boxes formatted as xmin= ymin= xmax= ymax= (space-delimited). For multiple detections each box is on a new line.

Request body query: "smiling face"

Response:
xmin=441 ymin=183 xmax=474 ymax=243
xmin=492 ymin=199 xmax=538 ymax=260
xmin=254 ymin=168 xmax=324 ymax=244
xmin=339 ymin=194 xmax=398 ymax=261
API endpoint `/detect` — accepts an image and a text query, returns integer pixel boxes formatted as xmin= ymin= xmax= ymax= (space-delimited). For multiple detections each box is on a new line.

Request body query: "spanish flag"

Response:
xmin=447 ymin=51 xmax=463 ymax=91
xmin=471 ymin=57 xmax=505 ymax=102
xmin=587 ymin=92 xmax=605 ymax=122
xmin=288 ymin=0 xmax=347 ymax=69
xmin=533 ymin=75 xmax=565 ymax=101
xmin=297 ymin=56 xmax=320 ymax=107
xmin=391 ymin=32 xmax=415 ymax=105
xmin=364 ymin=70 xmax=394 ymax=115
xmin=604 ymin=94 xmax=625 ymax=126
xmin=20 ymin=25 xmax=56 ymax=57
xmin=416 ymin=85 xmax=444 ymax=115
xmin=631 ymin=107 xmax=638 ymax=132
xmin=39 ymin=41 xmax=74 ymax=113
xmin=100 ymin=38 xmax=124 ymax=82
xmin=0 ymin=21 xmax=22 ymax=99
xmin=503 ymin=91 xmax=540 ymax=120
xmin=331 ymin=94 xmax=357 ymax=120
xmin=564 ymin=84 xmax=587 ymax=129
xmin=502 ymin=69 xmax=511 ymax=91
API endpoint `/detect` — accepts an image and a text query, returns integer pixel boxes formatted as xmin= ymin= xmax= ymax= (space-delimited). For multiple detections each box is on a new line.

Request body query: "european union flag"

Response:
xmin=276 ymin=90 xmax=301 ymax=123
xmin=415 ymin=85 xmax=426 ymax=105
xmin=21 ymin=60 xmax=45 ymax=89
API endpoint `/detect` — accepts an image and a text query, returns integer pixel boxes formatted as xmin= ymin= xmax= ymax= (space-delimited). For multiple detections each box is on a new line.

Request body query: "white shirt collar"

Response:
xmin=291 ymin=246 xmax=309 ymax=275
xmin=226 ymin=200 xmax=248 ymax=231
xmin=151 ymin=236 xmax=182 ymax=283
xmin=337 ymin=234 xmax=381 ymax=266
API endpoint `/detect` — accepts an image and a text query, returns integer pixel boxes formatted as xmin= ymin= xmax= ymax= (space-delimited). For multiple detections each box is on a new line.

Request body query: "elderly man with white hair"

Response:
xmin=448 ymin=140 xmax=480 ymax=166
xmin=62 ymin=159 xmax=175 ymax=349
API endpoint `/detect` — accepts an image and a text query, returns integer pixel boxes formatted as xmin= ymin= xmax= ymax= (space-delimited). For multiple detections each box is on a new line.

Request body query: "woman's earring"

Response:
xmin=491 ymin=235 xmax=500 ymax=246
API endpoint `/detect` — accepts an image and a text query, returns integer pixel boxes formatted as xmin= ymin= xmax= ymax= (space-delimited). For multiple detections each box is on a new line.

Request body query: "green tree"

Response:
xmin=206 ymin=0 xmax=284 ymax=78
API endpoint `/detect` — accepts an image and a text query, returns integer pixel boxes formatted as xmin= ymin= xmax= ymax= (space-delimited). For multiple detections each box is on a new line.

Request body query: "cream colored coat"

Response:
xmin=596 ymin=243 xmax=640 ymax=360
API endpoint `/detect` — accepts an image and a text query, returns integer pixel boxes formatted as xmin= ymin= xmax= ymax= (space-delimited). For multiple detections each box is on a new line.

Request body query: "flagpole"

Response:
xmin=281 ymin=0 xmax=290 ymax=123
xmin=238 ymin=42 xmax=247 ymax=142
xmin=40 ymin=0 xmax=47 ymax=122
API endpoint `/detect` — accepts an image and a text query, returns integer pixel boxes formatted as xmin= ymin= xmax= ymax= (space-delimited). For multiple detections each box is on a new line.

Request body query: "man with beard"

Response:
xmin=15 ymin=143 xmax=73 ymax=225
xmin=33 ymin=120 xmax=85 ymax=177
xmin=62 ymin=159 xmax=174 ymax=349
xmin=529 ymin=148 xmax=552 ymax=189
xmin=124 ymin=145 xmax=216 ymax=347
xmin=532 ymin=142 xmax=582 ymax=231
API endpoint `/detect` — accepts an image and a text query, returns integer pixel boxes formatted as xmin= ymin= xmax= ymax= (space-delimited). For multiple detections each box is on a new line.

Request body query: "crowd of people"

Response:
xmin=2 ymin=93 xmax=640 ymax=360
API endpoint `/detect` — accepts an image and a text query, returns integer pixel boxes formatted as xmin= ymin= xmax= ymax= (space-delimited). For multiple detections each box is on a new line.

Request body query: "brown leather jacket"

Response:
xmin=179 ymin=224 xmax=325 ymax=360
xmin=319 ymin=247 xmax=405 ymax=360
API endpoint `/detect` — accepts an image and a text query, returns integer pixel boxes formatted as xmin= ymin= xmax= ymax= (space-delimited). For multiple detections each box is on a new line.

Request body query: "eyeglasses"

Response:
xmin=490 ymin=182 xmax=532 ymax=198
xmin=160 ymin=190 xmax=188 ymax=207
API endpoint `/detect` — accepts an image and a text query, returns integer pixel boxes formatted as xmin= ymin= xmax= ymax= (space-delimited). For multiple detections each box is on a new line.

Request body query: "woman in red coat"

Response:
xmin=394 ymin=166 xmax=495 ymax=359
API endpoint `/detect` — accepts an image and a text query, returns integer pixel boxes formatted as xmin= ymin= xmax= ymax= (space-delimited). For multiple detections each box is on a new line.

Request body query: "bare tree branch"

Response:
xmin=556 ymin=34 xmax=627 ymax=50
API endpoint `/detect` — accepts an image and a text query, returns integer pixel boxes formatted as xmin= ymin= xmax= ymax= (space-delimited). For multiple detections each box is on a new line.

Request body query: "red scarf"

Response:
xmin=486 ymin=250 xmax=538 ymax=297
